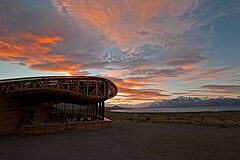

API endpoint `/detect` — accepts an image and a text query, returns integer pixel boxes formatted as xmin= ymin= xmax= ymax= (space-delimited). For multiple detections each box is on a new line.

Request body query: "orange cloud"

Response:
xmin=52 ymin=0 xmax=191 ymax=45
xmin=183 ymin=67 xmax=240 ymax=83
xmin=0 ymin=32 xmax=82 ymax=75
xmin=31 ymin=63 xmax=81 ymax=75
xmin=105 ymin=70 xmax=126 ymax=77
xmin=106 ymin=77 xmax=169 ymax=105
xmin=187 ymin=85 xmax=240 ymax=98
xmin=108 ymin=86 xmax=170 ymax=105
xmin=111 ymin=76 xmax=161 ymax=90
xmin=36 ymin=36 xmax=64 ymax=45
xmin=114 ymin=80 xmax=146 ymax=89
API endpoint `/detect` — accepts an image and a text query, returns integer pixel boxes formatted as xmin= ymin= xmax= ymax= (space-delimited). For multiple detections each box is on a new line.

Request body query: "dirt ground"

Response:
xmin=0 ymin=121 xmax=240 ymax=160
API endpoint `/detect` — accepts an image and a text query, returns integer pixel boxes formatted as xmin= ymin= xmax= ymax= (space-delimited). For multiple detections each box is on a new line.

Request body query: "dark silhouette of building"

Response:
xmin=0 ymin=76 xmax=117 ymax=135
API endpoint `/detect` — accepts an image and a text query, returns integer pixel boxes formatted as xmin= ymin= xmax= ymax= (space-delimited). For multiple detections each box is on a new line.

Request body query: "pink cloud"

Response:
xmin=201 ymin=85 xmax=240 ymax=94
xmin=52 ymin=0 xmax=192 ymax=46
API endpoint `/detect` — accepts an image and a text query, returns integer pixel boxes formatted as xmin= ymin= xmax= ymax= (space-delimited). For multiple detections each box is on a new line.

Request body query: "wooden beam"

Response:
xmin=102 ymin=101 xmax=105 ymax=120
xmin=86 ymin=80 xmax=89 ymax=96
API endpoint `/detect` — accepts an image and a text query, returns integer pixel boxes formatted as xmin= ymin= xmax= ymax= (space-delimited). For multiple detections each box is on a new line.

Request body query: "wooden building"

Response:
xmin=0 ymin=76 xmax=117 ymax=135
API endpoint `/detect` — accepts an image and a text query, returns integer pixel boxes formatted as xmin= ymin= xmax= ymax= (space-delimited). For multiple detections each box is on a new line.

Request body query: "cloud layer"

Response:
xmin=0 ymin=0 xmax=240 ymax=105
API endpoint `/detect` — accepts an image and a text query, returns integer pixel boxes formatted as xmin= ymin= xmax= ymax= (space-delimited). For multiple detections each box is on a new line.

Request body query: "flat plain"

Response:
xmin=1 ymin=112 xmax=240 ymax=160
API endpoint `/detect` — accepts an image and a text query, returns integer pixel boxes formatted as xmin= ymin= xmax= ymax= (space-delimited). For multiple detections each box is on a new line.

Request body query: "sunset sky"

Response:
xmin=0 ymin=0 xmax=240 ymax=106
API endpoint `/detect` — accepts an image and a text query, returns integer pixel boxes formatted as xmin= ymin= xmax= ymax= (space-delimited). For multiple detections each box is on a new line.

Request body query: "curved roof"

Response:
xmin=0 ymin=76 xmax=117 ymax=104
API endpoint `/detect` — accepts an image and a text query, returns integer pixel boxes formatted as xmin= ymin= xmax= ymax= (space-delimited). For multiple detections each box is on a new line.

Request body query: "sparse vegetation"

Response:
xmin=145 ymin=116 xmax=151 ymax=121
xmin=106 ymin=111 xmax=240 ymax=128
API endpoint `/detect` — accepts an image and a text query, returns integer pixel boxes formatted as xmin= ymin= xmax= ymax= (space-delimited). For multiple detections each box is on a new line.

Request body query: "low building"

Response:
xmin=0 ymin=76 xmax=117 ymax=135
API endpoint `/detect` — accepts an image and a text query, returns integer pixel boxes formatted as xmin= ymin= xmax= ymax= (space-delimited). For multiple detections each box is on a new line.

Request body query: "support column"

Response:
xmin=96 ymin=101 xmax=105 ymax=120
xmin=98 ymin=101 xmax=104 ymax=120
xmin=102 ymin=101 xmax=105 ymax=120
xmin=97 ymin=102 xmax=100 ymax=120
xmin=96 ymin=103 xmax=98 ymax=120
xmin=99 ymin=102 xmax=103 ymax=120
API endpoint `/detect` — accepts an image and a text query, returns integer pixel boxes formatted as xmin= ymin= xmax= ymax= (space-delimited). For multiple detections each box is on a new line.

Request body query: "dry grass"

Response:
xmin=106 ymin=111 xmax=240 ymax=128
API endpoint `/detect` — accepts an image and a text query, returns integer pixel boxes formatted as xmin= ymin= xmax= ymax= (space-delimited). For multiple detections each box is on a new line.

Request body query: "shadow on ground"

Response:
xmin=1 ymin=121 xmax=240 ymax=160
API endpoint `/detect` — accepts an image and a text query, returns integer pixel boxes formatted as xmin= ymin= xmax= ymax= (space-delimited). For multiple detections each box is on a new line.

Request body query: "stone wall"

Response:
xmin=21 ymin=119 xmax=111 ymax=135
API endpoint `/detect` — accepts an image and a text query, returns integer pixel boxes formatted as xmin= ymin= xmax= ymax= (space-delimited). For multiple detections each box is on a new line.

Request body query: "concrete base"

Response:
xmin=20 ymin=118 xmax=111 ymax=135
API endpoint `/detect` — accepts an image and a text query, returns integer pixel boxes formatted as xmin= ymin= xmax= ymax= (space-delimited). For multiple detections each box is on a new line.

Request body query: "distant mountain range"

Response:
xmin=105 ymin=105 xmax=124 ymax=111
xmin=148 ymin=96 xmax=240 ymax=108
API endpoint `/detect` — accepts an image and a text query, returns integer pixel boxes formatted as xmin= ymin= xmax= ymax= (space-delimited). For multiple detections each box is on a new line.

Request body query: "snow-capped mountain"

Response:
xmin=148 ymin=96 xmax=240 ymax=108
